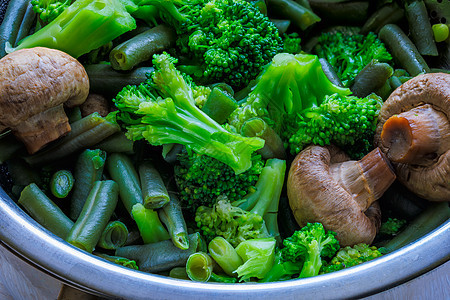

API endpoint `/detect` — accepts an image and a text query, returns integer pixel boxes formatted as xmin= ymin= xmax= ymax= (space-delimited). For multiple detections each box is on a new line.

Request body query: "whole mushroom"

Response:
xmin=373 ymin=73 xmax=449 ymax=202
xmin=287 ymin=145 xmax=396 ymax=246
xmin=0 ymin=47 xmax=89 ymax=154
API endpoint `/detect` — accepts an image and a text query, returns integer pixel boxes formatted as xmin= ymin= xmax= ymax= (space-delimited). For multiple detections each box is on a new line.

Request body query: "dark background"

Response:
xmin=0 ymin=0 xmax=10 ymax=24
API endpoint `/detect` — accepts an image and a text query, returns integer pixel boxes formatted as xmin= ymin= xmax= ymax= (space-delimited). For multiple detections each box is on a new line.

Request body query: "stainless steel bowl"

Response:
xmin=0 ymin=186 xmax=448 ymax=300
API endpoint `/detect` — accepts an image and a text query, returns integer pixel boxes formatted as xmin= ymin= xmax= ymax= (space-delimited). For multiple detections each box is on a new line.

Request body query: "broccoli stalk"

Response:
xmin=8 ymin=0 xmax=137 ymax=58
xmin=195 ymin=158 xmax=286 ymax=247
xmin=140 ymin=0 xmax=283 ymax=88
xmin=112 ymin=53 xmax=264 ymax=174
xmin=261 ymin=223 xmax=340 ymax=281
xmin=31 ymin=0 xmax=74 ymax=24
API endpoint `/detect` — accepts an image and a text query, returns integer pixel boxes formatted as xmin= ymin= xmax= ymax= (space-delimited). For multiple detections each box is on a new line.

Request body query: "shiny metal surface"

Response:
xmin=0 ymin=187 xmax=449 ymax=300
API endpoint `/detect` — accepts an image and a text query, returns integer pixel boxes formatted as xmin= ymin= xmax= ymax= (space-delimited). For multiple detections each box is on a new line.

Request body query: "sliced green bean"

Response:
xmin=379 ymin=24 xmax=430 ymax=76
xmin=201 ymin=87 xmax=238 ymax=124
xmin=269 ymin=19 xmax=291 ymax=35
xmin=94 ymin=132 xmax=134 ymax=154
xmin=66 ymin=180 xmax=119 ymax=253
xmin=241 ymin=117 xmax=286 ymax=160
xmin=169 ymin=267 xmax=189 ymax=280
xmin=210 ymin=272 xmax=238 ymax=283
xmin=0 ymin=0 xmax=29 ymax=57
xmin=405 ymin=0 xmax=438 ymax=56
xmin=84 ymin=64 xmax=155 ymax=96
xmin=350 ymin=60 xmax=394 ymax=98
xmin=208 ymin=237 xmax=243 ymax=276
xmin=14 ymin=2 xmax=37 ymax=46
xmin=319 ymin=58 xmax=344 ymax=87
xmin=267 ymin=0 xmax=321 ymax=31
xmin=361 ymin=3 xmax=405 ymax=35
xmin=309 ymin=1 xmax=369 ymax=25
xmin=50 ymin=170 xmax=74 ymax=199
xmin=106 ymin=153 xmax=142 ymax=216
xmin=186 ymin=252 xmax=214 ymax=282
xmin=131 ymin=203 xmax=170 ymax=244
xmin=18 ymin=183 xmax=74 ymax=239
xmin=115 ymin=232 xmax=202 ymax=273
xmin=94 ymin=252 xmax=139 ymax=270
xmin=158 ymin=193 xmax=189 ymax=250
xmin=97 ymin=220 xmax=129 ymax=250
xmin=70 ymin=149 xmax=106 ymax=220
xmin=110 ymin=25 xmax=176 ymax=71
xmin=139 ymin=161 xmax=169 ymax=209
xmin=25 ymin=113 xmax=120 ymax=166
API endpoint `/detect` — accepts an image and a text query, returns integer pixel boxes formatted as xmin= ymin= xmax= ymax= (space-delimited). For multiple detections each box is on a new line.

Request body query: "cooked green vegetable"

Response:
xmin=31 ymin=0 xmax=73 ymax=24
xmin=112 ymin=53 xmax=264 ymax=174
xmin=95 ymin=252 xmax=139 ymax=270
xmin=208 ymin=237 xmax=243 ymax=276
xmin=235 ymin=238 xmax=276 ymax=281
xmin=201 ymin=87 xmax=238 ymax=124
xmin=142 ymin=0 xmax=283 ymax=88
xmin=50 ymin=169 xmax=74 ymax=199
xmin=267 ymin=0 xmax=320 ymax=31
xmin=0 ymin=0 xmax=30 ymax=57
xmin=97 ymin=220 xmax=129 ymax=250
xmin=132 ymin=203 xmax=170 ymax=244
xmin=158 ymin=193 xmax=189 ymax=250
xmin=9 ymin=0 xmax=137 ymax=58
xmin=379 ymin=218 xmax=407 ymax=237
xmin=139 ymin=161 xmax=169 ymax=209
xmin=432 ymin=24 xmax=449 ymax=43
xmin=186 ymin=252 xmax=214 ymax=282
xmin=350 ymin=60 xmax=394 ymax=98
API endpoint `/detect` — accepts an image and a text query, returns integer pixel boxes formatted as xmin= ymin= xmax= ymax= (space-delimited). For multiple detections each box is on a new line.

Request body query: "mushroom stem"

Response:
xmin=380 ymin=104 xmax=449 ymax=166
xmin=12 ymin=104 xmax=70 ymax=154
xmin=330 ymin=147 xmax=396 ymax=211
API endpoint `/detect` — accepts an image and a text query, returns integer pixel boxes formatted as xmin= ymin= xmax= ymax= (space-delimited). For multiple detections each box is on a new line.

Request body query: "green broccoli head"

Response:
xmin=144 ymin=0 xmax=283 ymax=88
xmin=285 ymin=93 xmax=383 ymax=159
xmin=283 ymin=33 xmax=302 ymax=54
xmin=320 ymin=243 xmax=385 ymax=274
xmin=315 ymin=32 xmax=392 ymax=87
xmin=281 ymin=223 xmax=340 ymax=278
xmin=113 ymin=52 xmax=264 ymax=174
xmin=195 ymin=197 xmax=269 ymax=247
xmin=175 ymin=150 xmax=264 ymax=213
xmin=379 ymin=218 xmax=407 ymax=236
xmin=31 ymin=0 xmax=73 ymax=24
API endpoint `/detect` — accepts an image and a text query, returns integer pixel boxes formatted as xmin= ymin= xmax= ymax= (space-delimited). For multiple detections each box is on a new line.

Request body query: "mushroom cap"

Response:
xmin=287 ymin=145 xmax=391 ymax=246
xmin=374 ymin=73 xmax=450 ymax=201
xmin=0 ymin=47 xmax=89 ymax=153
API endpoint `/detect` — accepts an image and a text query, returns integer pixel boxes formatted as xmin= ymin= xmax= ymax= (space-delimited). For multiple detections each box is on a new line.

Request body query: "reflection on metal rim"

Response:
xmin=0 ymin=187 xmax=448 ymax=300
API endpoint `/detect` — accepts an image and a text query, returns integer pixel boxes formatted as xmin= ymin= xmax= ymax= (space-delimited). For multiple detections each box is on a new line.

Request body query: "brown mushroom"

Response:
xmin=373 ymin=73 xmax=449 ymax=202
xmin=80 ymin=94 xmax=110 ymax=118
xmin=287 ymin=145 xmax=396 ymax=246
xmin=0 ymin=47 xmax=89 ymax=154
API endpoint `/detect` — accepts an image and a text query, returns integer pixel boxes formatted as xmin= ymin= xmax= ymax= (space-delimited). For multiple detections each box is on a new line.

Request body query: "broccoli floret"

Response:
xmin=285 ymin=93 xmax=383 ymax=159
xmin=228 ymin=53 xmax=352 ymax=134
xmin=175 ymin=150 xmax=264 ymax=213
xmin=31 ymin=0 xmax=73 ymax=24
xmin=10 ymin=0 xmax=137 ymax=58
xmin=194 ymin=158 xmax=286 ymax=246
xmin=143 ymin=0 xmax=283 ymax=88
xmin=315 ymin=32 xmax=392 ymax=87
xmin=112 ymin=53 xmax=264 ymax=174
xmin=320 ymin=243 xmax=384 ymax=274
xmin=379 ymin=218 xmax=407 ymax=236
xmin=283 ymin=33 xmax=302 ymax=54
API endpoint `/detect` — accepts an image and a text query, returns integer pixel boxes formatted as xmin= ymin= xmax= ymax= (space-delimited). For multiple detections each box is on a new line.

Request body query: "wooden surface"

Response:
xmin=0 ymin=242 xmax=448 ymax=299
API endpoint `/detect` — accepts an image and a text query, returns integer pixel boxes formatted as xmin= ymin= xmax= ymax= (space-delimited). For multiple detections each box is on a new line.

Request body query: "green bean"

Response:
xmin=269 ymin=19 xmax=291 ymax=35
xmin=67 ymin=107 xmax=83 ymax=124
xmin=162 ymin=143 xmax=184 ymax=164
xmin=210 ymin=273 xmax=238 ymax=283
xmin=106 ymin=153 xmax=142 ymax=216
xmin=84 ymin=64 xmax=155 ymax=96
xmin=201 ymin=87 xmax=238 ymax=124
xmin=379 ymin=24 xmax=430 ymax=76
xmin=97 ymin=220 xmax=129 ymax=250
xmin=405 ymin=0 xmax=438 ymax=56
xmin=139 ymin=161 xmax=170 ymax=209
xmin=70 ymin=149 xmax=106 ymax=220
xmin=115 ymin=232 xmax=202 ymax=273
xmin=50 ymin=170 xmax=74 ymax=199
xmin=309 ymin=1 xmax=369 ymax=25
xmin=169 ymin=267 xmax=189 ymax=280
xmin=388 ymin=76 xmax=403 ymax=90
xmin=94 ymin=132 xmax=134 ymax=154
xmin=24 ymin=113 xmax=120 ymax=166
xmin=350 ymin=60 xmax=394 ymax=98
xmin=159 ymin=193 xmax=189 ymax=250
xmin=131 ymin=203 xmax=170 ymax=244
xmin=94 ymin=252 xmax=139 ymax=270
xmin=0 ymin=0 xmax=29 ymax=57
xmin=186 ymin=252 xmax=214 ymax=282
xmin=361 ymin=3 xmax=405 ymax=35
xmin=14 ymin=2 xmax=36 ymax=46
xmin=267 ymin=0 xmax=321 ymax=31
xmin=208 ymin=237 xmax=243 ymax=276
xmin=241 ymin=117 xmax=286 ymax=160
xmin=430 ymin=68 xmax=450 ymax=74
xmin=319 ymin=58 xmax=344 ymax=87
xmin=66 ymin=180 xmax=119 ymax=253
xmin=18 ymin=183 xmax=74 ymax=239
xmin=110 ymin=25 xmax=176 ymax=71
